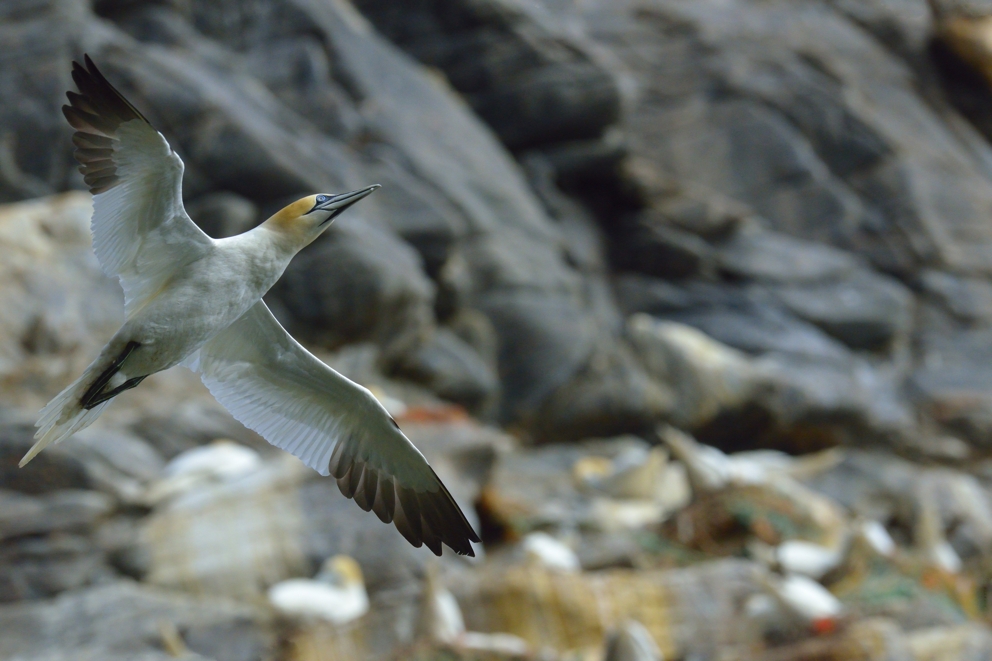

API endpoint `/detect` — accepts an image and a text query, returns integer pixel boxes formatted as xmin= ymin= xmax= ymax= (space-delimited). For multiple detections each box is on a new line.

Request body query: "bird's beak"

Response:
xmin=317 ymin=184 xmax=381 ymax=224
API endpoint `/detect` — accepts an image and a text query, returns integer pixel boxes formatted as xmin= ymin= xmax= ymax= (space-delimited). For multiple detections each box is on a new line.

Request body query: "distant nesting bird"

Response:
xmin=20 ymin=55 xmax=479 ymax=556
xmin=268 ymin=555 xmax=369 ymax=624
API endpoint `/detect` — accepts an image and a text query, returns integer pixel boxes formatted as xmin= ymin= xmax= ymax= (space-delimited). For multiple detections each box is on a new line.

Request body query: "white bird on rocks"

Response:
xmin=268 ymin=555 xmax=369 ymax=625
xmin=143 ymin=439 xmax=263 ymax=504
xmin=19 ymin=55 xmax=480 ymax=556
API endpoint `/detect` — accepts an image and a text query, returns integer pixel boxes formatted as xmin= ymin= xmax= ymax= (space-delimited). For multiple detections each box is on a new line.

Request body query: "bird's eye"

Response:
xmin=316 ymin=195 xmax=328 ymax=203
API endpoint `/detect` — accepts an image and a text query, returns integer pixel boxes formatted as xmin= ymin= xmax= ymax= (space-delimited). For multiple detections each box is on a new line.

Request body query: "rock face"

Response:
xmin=10 ymin=0 xmax=992 ymax=657
xmin=0 ymin=0 xmax=667 ymax=440
xmin=347 ymin=0 xmax=992 ymax=453
xmin=11 ymin=0 xmax=992 ymax=450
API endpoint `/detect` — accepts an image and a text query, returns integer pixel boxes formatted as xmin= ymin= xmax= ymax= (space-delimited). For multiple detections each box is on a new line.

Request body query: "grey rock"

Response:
xmin=770 ymin=269 xmax=913 ymax=350
xmin=532 ymin=341 xmax=673 ymax=442
xmin=482 ymin=436 xmax=653 ymax=534
xmin=242 ymin=35 xmax=364 ymax=139
xmin=185 ymin=192 xmax=258 ymax=239
xmin=21 ymin=427 xmax=167 ymax=505
xmin=133 ymin=399 xmax=264 ymax=460
xmin=614 ymin=214 xmax=714 ymax=280
xmin=920 ymin=270 xmax=992 ymax=325
xmin=0 ymin=580 xmax=275 ymax=660
xmin=0 ymin=1 xmax=80 ymax=202
xmin=316 ymin=0 xmax=650 ymax=437
xmin=529 ymin=0 xmax=992 ymax=277
xmin=750 ymin=352 xmax=914 ymax=449
xmin=391 ymin=328 xmax=499 ymax=416
xmin=911 ymin=329 xmax=992 ymax=449
xmin=715 ymin=228 xmax=858 ymax=284
xmin=67 ymin=428 xmax=164 ymax=482
xmin=272 ymin=212 xmax=436 ymax=365
xmin=0 ymin=194 xmax=124 ymax=405
xmin=622 ymin=159 xmax=753 ymax=240
xmin=0 ymin=421 xmax=89 ymax=494
xmin=531 ymin=138 xmax=628 ymax=191
xmin=617 ymin=277 xmax=857 ymax=360
xmin=628 ymin=314 xmax=914 ymax=452
xmin=478 ymin=289 xmax=596 ymax=423
xmin=362 ymin=154 xmax=468 ymax=278
xmin=0 ymin=534 xmax=109 ymax=603
xmin=352 ymin=0 xmax=621 ymax=149
xmin=445 ymin=308 xmax=500 ymax=374
xmin=521 ymin=152 xmax=610 ymax=275
xmin=627 ymin=315 xmax=762 ymax=431
xmin=604 ymin=620 xmax=663 ymax=661
xmin=668 ymin=291 xmax=854 ymax=361
xmin=615 ymin=274 xmax=701 ymax=318
xmin=95 ymin=516 xmax=148 ymax=580
xmin=0 ymin=490 xmax=114 ymax=541
xmin=828 ymin=0 xmax=933 ymax=57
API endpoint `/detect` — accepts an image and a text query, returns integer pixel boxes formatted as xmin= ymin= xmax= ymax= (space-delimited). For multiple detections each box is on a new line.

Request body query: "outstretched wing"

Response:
xmin=63 ymin=54 xmax=213 ymax=317
xmin=185 ymin=302 xmax=481 ymax=557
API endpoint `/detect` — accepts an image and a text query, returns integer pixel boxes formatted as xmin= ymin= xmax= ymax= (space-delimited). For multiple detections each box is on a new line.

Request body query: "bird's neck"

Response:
xmin=252 ymin=222 xmax=312 ymax=258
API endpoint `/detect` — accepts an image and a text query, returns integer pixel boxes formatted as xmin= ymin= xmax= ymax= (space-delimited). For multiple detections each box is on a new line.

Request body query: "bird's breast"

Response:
xmin=124 ymin=246 xmax=288 ymax=367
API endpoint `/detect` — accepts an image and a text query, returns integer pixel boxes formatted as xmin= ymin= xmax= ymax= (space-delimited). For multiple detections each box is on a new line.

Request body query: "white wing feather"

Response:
xmin=187 ymin=302 xmax=479 ymax=556
xmin=63 ymin=56 xmax=213 ymax=317
xmin=91 ymin=122 xmax=213 ymax=317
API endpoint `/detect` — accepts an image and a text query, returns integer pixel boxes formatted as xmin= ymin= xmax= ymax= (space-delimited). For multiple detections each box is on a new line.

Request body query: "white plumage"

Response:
xmin=22 ymin=55 xmax=479 ymax=557
xmin=268 ymin=555 xmax=369 ymax=624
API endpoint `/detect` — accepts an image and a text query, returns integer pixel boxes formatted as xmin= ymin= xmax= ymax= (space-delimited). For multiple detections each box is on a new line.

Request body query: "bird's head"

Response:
xmin=317 ymin=555 xmax=366 ymax=590
xmin=264 ymin=185 xmax=380 ymax=244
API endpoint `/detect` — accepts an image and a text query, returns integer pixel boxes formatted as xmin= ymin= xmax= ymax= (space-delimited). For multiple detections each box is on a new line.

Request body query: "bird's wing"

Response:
xmin=185 ymin=301 xmax=481 ymax=556
xmin=63 ymin=55 xmax=213 ymax=318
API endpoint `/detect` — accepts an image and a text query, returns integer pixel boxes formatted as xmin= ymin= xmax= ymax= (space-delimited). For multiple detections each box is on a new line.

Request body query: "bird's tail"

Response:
xmin=20 ymin=367 xmax=113 ymax=467
xmin=19 ymin=339 xmax=141 ymax=467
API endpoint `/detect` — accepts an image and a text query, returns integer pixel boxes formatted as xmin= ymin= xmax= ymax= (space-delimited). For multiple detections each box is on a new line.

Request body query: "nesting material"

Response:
xmin=452 ymin=558 xmax=766 ymax=658
xmin=604 ymin=620 xmax=664 ymax=661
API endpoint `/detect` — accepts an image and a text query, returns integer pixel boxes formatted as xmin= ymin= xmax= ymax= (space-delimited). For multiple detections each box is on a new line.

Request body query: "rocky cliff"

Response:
xmin=6 ymin=0 xmax=992 ymax=659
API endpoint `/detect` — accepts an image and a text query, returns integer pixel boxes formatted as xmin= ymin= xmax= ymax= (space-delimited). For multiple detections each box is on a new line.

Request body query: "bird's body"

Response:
xmin=268 ymin=555 xmax=370 ymax=625
xmin=105 ymin=225 xmax=292 ymax=377
xmin=21 ymin=55 xmax=480 ymax=557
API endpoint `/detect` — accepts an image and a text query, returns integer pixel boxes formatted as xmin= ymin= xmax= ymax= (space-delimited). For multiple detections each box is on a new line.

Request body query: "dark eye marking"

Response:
xmin=316 ymin=195 xmax=328 ymax=203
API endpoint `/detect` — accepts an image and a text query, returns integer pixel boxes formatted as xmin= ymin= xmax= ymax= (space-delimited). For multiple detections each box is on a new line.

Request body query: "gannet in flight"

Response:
xmin=20 ymin=56 xmax=480 ymax=557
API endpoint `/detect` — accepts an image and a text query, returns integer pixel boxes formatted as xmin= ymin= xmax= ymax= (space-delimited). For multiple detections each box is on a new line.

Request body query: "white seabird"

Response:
xmin=268 ymin=555 xmax=369 ymax=625
xmin=20 ymin=55 xmax=480 ymax=556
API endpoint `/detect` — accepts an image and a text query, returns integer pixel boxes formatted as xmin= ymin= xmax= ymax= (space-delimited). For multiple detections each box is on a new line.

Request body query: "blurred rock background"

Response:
xmin=7 ymin=0 xmax=992 ymax=658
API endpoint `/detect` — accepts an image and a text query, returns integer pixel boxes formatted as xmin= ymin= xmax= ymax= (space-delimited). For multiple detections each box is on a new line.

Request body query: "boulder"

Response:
xmin=0 ymin=490 xmax=114 ymax=542
xmin=0 ymin=580 xmax=275 ymax=661
xmin=605 ymin=1 xmax=985 ymax=275
xmin=627 ymin=315 xmax=762 ymax=430
xmin=920 ymin=269 xmax=992 ymax=325
xmin=628 ymin=315 xmax=915 ymax=452
xmin=351 ymin=0 xmax=621 ymax=150
xmin=769 ymin=270 xmax=913 ymax=351
xmin=390 ymin=328 xmax=499 ymax=416
xmin=612 ymin=214 xmax=714 ymax=280
xmin=714 ymin=228 xmax=858 ymax=284
xmin=0 ymin=534 xmax=109 ymax=603
xmin=0 ymin=420 xmax=90 ymax=494
xmin=911 ymin=328 xmax=992 ymax=449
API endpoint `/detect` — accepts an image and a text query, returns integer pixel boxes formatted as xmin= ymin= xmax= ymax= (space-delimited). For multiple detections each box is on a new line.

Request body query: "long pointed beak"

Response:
xmin=317 ymin=184 xmax=381 ymax=212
